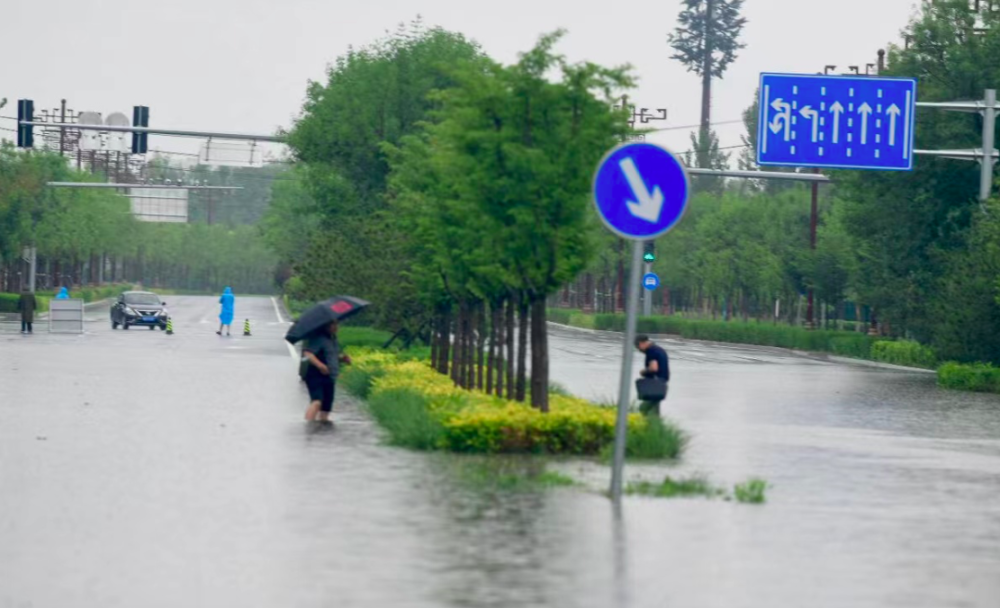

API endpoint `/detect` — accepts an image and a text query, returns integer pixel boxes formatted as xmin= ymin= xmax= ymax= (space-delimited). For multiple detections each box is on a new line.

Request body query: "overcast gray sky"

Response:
xmin=2 ymin=0 xmax=921 ymax=160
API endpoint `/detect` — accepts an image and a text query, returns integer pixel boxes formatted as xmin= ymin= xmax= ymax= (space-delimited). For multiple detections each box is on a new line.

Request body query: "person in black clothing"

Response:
xmin=302 ymin=320 xmax=351 ymax=422
xmin=635 ymin=335 xmax=670 ymax=416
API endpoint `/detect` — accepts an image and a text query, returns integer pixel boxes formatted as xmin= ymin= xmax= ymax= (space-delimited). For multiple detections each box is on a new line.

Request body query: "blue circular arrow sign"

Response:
xmin=642 ymin=272 xmax=660 ymax=291
xmin=593 ymin=142 xmax=691 ymax=240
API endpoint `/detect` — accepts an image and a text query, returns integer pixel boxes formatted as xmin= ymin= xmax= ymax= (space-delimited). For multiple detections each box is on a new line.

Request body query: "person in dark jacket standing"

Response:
xmin=17 ymin=289 xmax=37 ymax=334
xmin=635 ymin=335 xmax=670 ymax=416
xmin=301 ymin=319 xmax=351 ymax=422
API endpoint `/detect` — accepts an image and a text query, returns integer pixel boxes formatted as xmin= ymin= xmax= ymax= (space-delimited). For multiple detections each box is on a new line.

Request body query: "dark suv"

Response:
xmin=111 ymin=291 xmax=169 ymax=330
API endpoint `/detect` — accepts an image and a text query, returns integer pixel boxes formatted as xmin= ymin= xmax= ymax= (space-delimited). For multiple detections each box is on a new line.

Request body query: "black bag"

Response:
xmin=635 ymin=377 xmax=667 ymax=401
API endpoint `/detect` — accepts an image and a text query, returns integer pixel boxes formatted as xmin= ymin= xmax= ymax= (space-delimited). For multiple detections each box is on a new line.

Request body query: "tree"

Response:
xmin=386 ymin=30 xmax=632 ymax=410
xmin=668 ymin=0 xmax=747 ymax=168
xmin=283 ymin=22 xmax=483 ymax=331
xmin=683 ymin=129 xmax=730 ymax=195
xmin=836 ymin=0 xmax=998 ymax=345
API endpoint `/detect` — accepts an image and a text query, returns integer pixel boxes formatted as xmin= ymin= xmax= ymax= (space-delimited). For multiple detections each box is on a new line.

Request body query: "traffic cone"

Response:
xmin=243 ymin=318 xmax=251 ymax=337
xmin=166 ymin=317 xmax=174 ymax=335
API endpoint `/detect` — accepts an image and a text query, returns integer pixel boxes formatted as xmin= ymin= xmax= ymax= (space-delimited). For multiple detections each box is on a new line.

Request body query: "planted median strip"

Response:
xmin=340 ymin=350 xmax=686 ymax=458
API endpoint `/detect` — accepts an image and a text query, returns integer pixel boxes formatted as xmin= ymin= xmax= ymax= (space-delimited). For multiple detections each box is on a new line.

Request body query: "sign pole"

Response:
xmin=642 ymin=260 xmax=653 ymax=316
xmin=593 ymin=141 xmax=690 ymax=503
xmin=28 ymin=246 xmax=37 ymax=293
xmin=980 ymin=89 xmax=996 ymax=204
xmin=611 ymin=240 xmax=644 ymax=502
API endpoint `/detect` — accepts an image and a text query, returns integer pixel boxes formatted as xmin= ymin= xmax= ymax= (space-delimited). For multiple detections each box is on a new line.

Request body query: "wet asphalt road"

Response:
xmin=1 ymin=298 xmax=999 ymax=608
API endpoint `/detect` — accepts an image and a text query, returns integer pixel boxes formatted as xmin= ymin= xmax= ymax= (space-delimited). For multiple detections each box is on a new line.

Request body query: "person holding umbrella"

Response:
xmin=301 ymin=320 xmax=352 ymax=422
xmin=285 ymin=296 xmax=369 ymax=423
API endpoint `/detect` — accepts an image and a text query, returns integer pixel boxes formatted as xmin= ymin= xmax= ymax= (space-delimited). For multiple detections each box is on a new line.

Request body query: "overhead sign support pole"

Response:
xmin=913 ymin=90 xmax=1000 ymax=208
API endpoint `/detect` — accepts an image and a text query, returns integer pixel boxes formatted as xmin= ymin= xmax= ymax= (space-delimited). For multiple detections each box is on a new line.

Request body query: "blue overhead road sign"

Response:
xmin=757 ymin=73 xmax=917 ymax=171
xmin=593 ymin=142 xmax=690 ymax=240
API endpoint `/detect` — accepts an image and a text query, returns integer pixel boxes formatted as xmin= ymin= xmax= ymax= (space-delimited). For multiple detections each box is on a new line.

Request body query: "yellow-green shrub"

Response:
xmin=345 ymin=350 xmax=651 ymax=455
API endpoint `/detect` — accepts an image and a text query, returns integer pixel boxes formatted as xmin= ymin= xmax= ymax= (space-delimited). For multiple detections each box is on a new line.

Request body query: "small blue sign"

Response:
xmin=757 ymin=73 xmax=917 ymax=171
xmin=642 ymin=273 xmax=660 ymax=291
xmin=593 ymin=142 xmax=690 ymax=240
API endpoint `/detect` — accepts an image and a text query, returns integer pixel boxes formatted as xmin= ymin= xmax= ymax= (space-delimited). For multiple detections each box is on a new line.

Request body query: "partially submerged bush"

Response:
xmin=341 ymin=350 xmax=681 ymax=457
xmin=733 ymin=479 xmax=768 ymax=504
xmin=626 ymin=475 xmax=722 ymax=498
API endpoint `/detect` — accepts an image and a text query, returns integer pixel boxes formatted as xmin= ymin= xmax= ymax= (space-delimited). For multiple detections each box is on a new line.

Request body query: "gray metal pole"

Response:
xmin=981 ymin=89 xmax=996 ymax=203
xmin=610 ymin=240 xmax=644 ymax=502
xmin=642 ymin=262 xmax=652 ymax=316
xmin=28 ymin=246 xmax=36 ymax=293
xmin=20 ymin=121 xmax=284 ymax=143
xmin=46 ymin=182 xmax=241 ymax=190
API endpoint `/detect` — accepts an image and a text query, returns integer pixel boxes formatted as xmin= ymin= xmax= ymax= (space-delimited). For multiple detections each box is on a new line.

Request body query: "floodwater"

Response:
xmin=1 ymin=300 xmax=998 ymax=607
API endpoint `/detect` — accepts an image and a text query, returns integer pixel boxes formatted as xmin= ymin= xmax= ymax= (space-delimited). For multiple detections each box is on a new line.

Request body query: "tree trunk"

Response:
xmin=438 ymin=309 xmax=451 ymax=375
xmin=616 ymin=253 xmax=625 ymax=313
xmin=505 ymin=297 xmax=515 ymax=399
xmin=465 ymin=303 xmax=475 ymax=389
xmin=452 ymin=304 xmax=464 ymax=386
xmin=529 ymin=297 xmax=549 ymax=412
xmin=476 ymin=302 xmax=486 ymax=390
xmin=698 ymin=0 xmax=715 ymax=168
xmin=430 ymin=314 xmax=440 ymax=370
xmin=487 ymin=304 xmax=498 ymax=394
xmin=516 ymin=296 xmax=529 ymax=402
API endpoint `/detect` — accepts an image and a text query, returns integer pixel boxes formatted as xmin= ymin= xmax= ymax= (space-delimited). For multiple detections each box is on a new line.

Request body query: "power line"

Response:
xmin=648 ymin=119 xmax=744 ymax=132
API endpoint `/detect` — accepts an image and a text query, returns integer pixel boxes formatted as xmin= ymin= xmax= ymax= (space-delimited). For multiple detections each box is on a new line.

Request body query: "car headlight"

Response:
xmin=124 ymin=307 xmax=137 ymax=316
xmin=158 ymin=310 xmax=169 ymax=317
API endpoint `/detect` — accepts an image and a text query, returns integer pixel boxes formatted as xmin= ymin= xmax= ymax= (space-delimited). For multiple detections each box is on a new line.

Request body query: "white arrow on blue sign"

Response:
xmin=642 ymin=272 xmax=660 ymax=291
xmin=593 ymin=142 xmax=690 ymax=240
xmin=757 ymin=72 xmax=917 ymax=171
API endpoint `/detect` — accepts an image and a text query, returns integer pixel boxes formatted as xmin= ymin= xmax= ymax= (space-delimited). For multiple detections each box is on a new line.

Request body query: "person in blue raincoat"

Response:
xmin=217 ymin=287 xmax=235 ymax=336
xmin=55 ymin=287 xmax=69 ymax=299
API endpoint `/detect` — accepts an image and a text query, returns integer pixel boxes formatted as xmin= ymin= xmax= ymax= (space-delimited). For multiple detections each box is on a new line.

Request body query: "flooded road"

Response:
xmin=1 ymin=302 xmax=998 ymax=607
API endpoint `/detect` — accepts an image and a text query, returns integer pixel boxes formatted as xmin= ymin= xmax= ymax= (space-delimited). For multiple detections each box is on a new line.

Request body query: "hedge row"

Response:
xmin=0 ymin=293 xmax=51 ymax=314
xmin=0 ymin=284 xmax=131 ymax=314
xmin=340 ymin=350 xmax=686 ymax=457
xmin=547 ymin=309 xmax=951 ymax=370
xmin=870 ymin=340 xmax=937 ymax=369
xmin=937 ymin=362 xmax=1000 ymax=393
xmin=550 ymin=309 xmax=874 ymax=355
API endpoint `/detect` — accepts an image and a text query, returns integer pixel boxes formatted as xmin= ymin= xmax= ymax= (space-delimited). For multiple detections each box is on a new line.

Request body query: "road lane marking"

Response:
xmin=271 ymin=296 xmax=285 ymax=324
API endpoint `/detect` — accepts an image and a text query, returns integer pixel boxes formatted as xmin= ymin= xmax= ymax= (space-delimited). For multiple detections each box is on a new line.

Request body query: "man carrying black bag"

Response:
xmin=634 ymin=335 xmax=670 ymax=416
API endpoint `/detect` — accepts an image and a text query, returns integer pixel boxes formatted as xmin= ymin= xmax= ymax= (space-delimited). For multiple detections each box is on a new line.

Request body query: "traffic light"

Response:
xmin=132 ymin=105 xmax=149 ymax=154
xmin=643 ymin=241 xmax=655 ymax=263
xmin=17 ymin=99 xmax=34 ymax=148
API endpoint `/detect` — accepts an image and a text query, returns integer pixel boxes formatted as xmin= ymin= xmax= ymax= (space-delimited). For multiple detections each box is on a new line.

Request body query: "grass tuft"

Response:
xmin=626 ymin=416 xmax=688 ymax=460
xmin=733 ymin=478 xmax=768 ymax=504
xmin=626 ymin=475 xmax=723 ymax=498
xmin=366 ymin=387 xmax=445 ymax=450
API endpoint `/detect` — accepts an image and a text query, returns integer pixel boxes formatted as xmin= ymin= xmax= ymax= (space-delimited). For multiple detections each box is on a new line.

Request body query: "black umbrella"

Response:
xmin=284 ymin=296 xmax=370 ymax=344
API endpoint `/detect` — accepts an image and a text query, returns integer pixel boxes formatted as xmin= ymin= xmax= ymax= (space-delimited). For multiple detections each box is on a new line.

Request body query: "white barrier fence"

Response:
xmin=48 ymin=299 xmax=84 ymax=334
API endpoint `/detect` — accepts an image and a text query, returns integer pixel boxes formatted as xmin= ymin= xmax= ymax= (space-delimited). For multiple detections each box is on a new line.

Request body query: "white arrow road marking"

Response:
xmin=799 ymin=106 xmax=819 ymax=142
xmin=858 ymin=102 xmax=873 ymax=145
xmin=619 ymin=157 xmax=664 ymax=224
xmin=829 ymin=101 xmax=844 ymax=144
xmin=886 ymin=104 xmax=901 ymax=146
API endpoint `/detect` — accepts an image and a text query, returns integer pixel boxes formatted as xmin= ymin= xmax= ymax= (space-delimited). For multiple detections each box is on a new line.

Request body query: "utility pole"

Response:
xmin=59 ymin=99 xmax=66 ymax=156
xmin=207 ymin=189 xmax=215 ymax=225
xmin=807 ymin=167 xmax=819 ymax=329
